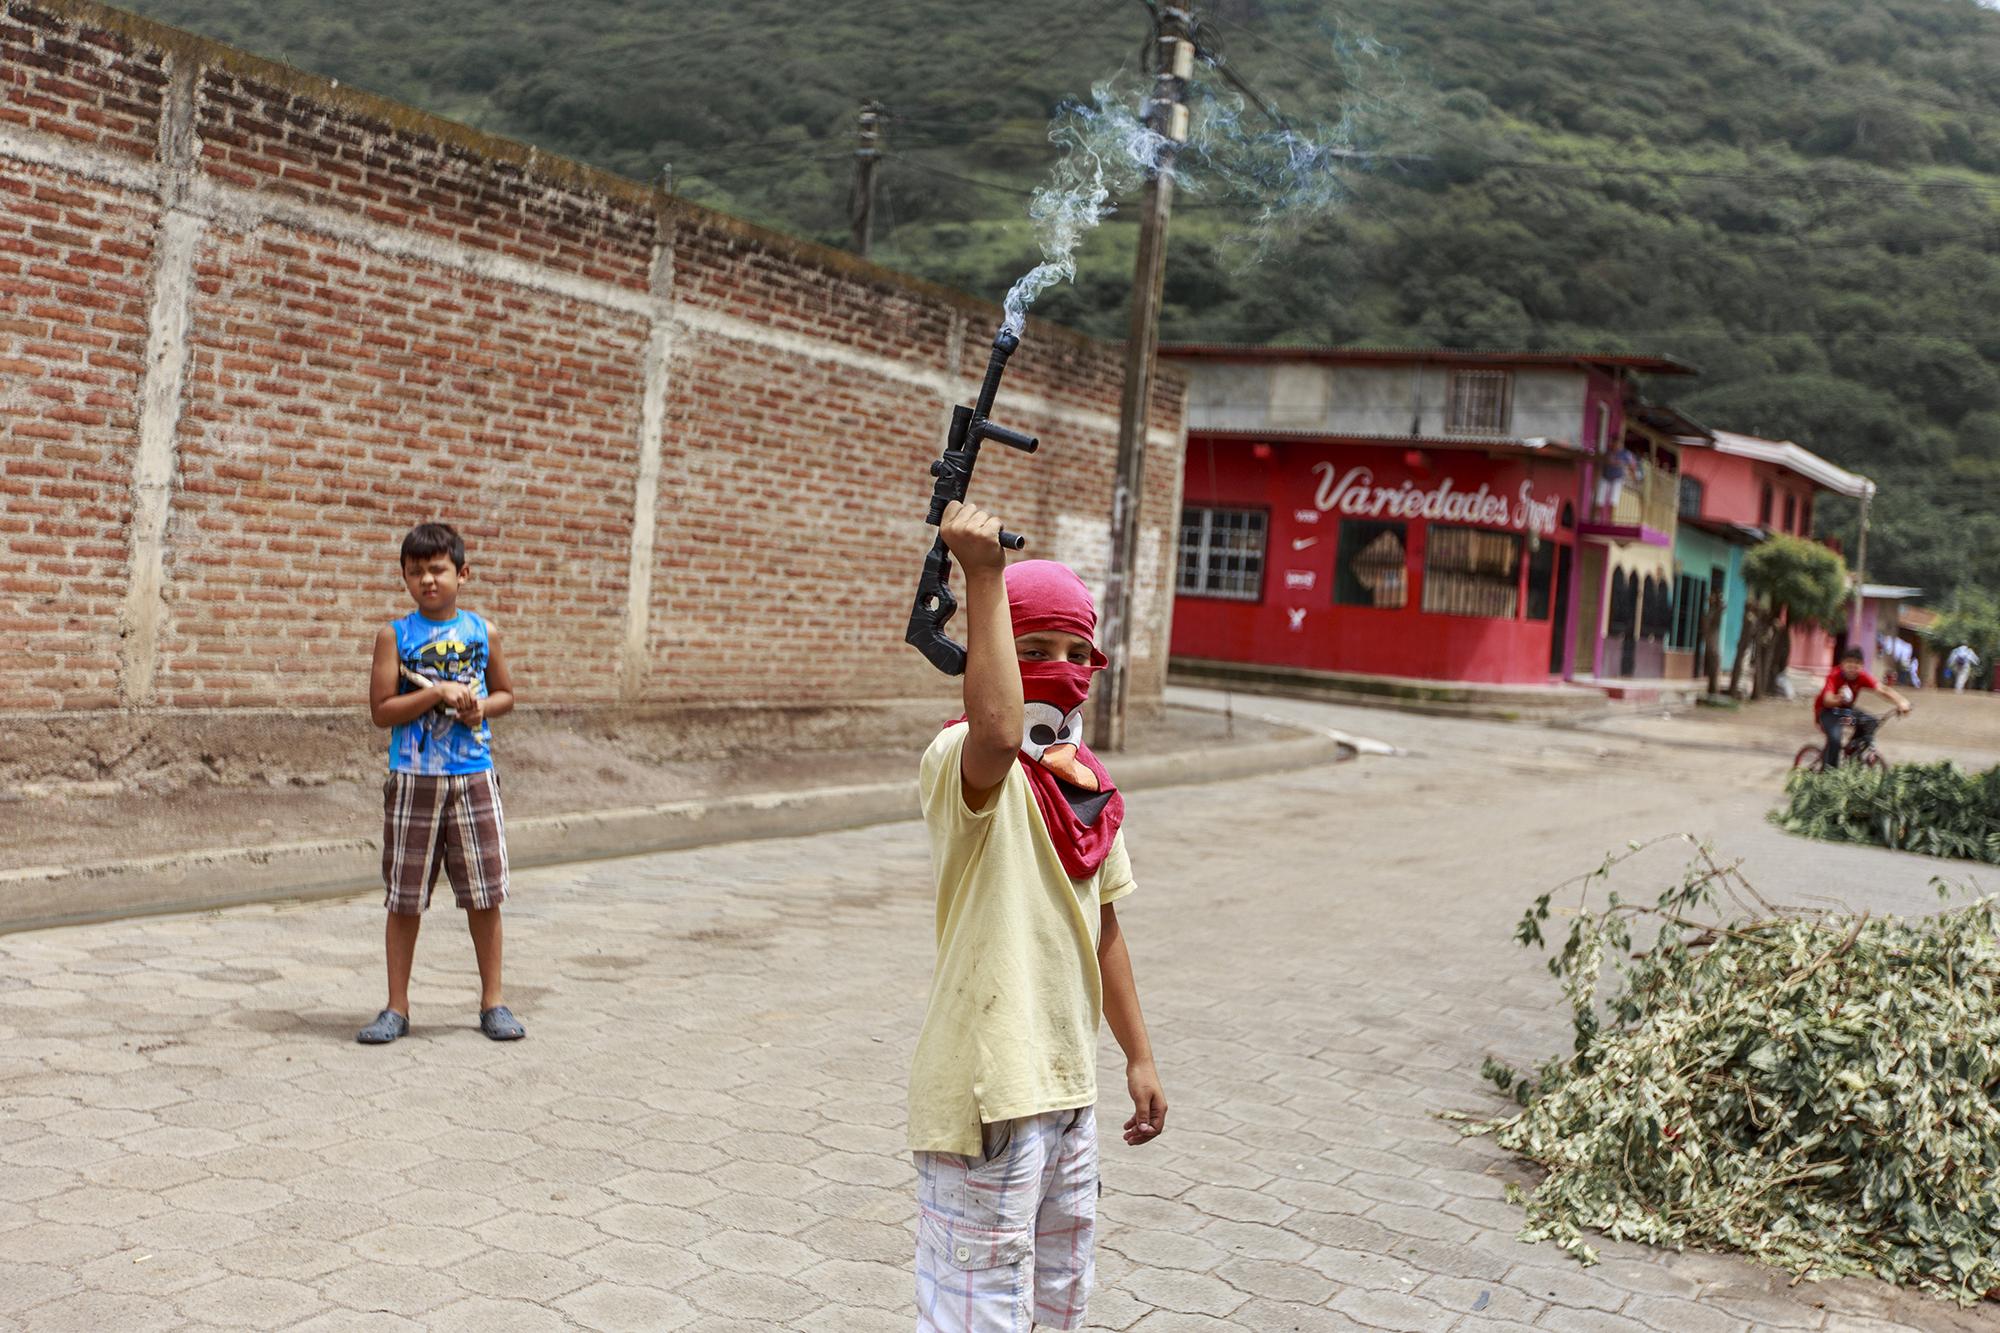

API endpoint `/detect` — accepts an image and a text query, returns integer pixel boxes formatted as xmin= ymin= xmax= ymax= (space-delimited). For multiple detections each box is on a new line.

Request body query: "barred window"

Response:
xmin=1421 ymin=525 xmax=1521 ymax=619
xmin=1178 ymin=507 xmax=1267 ymax=601
xmin=1679 ymin=474 xmax=1705 ymax=517
xmin=1446 ymin=370 xmax=1513 ymax=435
xmin=1334 ymin=520 xmax=1408 ymax=609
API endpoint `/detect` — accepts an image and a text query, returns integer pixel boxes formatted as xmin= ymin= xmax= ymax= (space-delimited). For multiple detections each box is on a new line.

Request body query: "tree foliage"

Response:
xmin=1733 ymin=534 xmax=1850 ymax=696
xmin=1745 ymin=534 xmax=1852 ymax=628
xmin=120 ymin=0 xmax=2000 ymax=599
xmin=1928 ymin=590 xmax=2000 ymax=675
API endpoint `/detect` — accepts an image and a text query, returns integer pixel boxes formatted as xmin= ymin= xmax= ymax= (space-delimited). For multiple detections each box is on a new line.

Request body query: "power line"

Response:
xmin=1196 ymin=12 xmax=2000 ymax=200
xmin=1162 ymin=323 xmax=2000 ymax=341
xmin=891 ymin=157 xmax=1037 ymax=198
xmin=1205 ymin=2 xmax=1994 ymax=121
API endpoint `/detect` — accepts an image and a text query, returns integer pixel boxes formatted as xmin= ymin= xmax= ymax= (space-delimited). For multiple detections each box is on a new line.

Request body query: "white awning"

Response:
xmin=1708 ymin=431 xmax=1875 ymax=499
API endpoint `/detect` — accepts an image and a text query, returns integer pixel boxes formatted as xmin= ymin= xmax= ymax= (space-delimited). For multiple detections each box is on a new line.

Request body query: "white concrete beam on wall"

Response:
xmin=118 ymin=60 xmax=202 ymax=706
xmin=620 ymin=214 xmax=677 ymax=699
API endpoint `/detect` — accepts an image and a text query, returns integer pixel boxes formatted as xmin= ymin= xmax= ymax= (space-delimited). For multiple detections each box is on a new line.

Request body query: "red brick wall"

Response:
xmin=0 ymin=164 xmax=159 ymax=712
xmin=166 ymin=231 xmax=649 ymax=707
xmin=0 ymin=0 xmax=1187 ymax=718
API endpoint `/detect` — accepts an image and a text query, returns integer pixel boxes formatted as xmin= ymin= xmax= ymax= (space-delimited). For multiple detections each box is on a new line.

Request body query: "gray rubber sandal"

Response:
xmin=357 ymin=1009 xmax=409 ymax=1044
xmin=479 ymin=1006 xmax=525 ymax=1041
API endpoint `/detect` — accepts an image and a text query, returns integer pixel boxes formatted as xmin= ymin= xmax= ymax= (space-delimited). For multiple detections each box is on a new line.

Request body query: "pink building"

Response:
xmin=1680 ymin=431 xmax=1876 ymax=674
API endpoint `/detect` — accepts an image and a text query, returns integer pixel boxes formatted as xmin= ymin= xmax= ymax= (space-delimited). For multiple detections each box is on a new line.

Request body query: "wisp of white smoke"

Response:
xmin=1001 ymin=83 xmax=1174 ymax=338
xmin=1000 ymin=33 xmax=1414 ymax=335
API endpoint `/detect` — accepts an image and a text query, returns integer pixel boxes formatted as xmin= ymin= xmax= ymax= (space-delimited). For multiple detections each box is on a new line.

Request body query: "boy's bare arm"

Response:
xmin=1100 ymin=903 xmax=1166 ymax=1145
xmin=1876 ymin=685 xmax=1912 ymax=713
xmin=453 ymin=629 xmax=515 ymax=728
xmin=941 ymin=500 xmax=1021 ymax=806
xmin=369 ymin=627 xmax=460 ymax=728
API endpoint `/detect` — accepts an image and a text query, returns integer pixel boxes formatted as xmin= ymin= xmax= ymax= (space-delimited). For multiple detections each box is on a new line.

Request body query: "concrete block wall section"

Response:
xmin=0 ymin=0 xmax=1188 ymax=721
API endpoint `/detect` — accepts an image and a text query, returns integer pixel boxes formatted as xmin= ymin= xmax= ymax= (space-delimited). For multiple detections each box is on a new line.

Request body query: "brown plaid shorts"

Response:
xmin=381 ymin=770 xmax=509 ymax=915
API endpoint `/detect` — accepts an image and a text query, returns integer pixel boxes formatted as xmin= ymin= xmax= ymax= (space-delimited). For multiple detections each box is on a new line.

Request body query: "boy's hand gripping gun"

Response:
xmin=905 ymin=327 xmax=1040 ymax=676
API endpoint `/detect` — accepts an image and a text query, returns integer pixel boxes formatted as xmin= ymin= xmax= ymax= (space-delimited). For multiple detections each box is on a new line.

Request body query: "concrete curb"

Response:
xmin=0 ymin=732 xmax=1351 ymax=935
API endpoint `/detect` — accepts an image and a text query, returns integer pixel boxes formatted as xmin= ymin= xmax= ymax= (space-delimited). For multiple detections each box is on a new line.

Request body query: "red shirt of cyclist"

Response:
xmin=1813 ymin=665 xmax=1878 ymax=720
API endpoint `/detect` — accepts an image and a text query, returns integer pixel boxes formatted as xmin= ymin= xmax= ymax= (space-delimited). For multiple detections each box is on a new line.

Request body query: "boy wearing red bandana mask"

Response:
xmin=908 ymin=500 xmax=1168 ymax=1333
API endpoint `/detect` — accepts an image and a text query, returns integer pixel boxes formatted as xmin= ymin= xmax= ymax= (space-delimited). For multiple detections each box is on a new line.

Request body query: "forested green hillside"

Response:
xmin=121 ymin=0 xmax=2000 ymax=599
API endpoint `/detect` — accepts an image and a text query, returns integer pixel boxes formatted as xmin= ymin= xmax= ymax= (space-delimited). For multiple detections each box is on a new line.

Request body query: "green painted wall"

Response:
xmin=1673 ymin=526 xmax=1749 ymax=668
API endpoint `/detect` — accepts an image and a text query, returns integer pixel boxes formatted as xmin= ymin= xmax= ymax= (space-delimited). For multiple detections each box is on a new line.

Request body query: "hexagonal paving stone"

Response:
xmin=173 ymin=1275 xmax=326 ymax=1328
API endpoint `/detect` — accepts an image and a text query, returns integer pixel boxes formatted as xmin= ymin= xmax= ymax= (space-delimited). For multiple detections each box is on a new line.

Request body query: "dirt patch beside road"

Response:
xmin=0 ymin=702 xmax=1289 ymax=874
xmin=1587 ymin=690 xmax=2000 ymax=769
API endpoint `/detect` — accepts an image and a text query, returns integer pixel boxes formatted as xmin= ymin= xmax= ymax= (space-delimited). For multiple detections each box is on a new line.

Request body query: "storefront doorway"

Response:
xmin=1548 ymin=544 xmax=1574 ymax=676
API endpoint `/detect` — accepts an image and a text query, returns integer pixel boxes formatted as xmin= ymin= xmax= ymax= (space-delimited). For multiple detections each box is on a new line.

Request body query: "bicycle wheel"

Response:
xmin=1792 ymin=744 xmax=1824 ymax=771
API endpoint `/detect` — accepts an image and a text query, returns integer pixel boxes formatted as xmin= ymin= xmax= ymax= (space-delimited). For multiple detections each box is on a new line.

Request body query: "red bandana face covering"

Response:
xmin=1004 ymin=562 xmax=1125 ymax=879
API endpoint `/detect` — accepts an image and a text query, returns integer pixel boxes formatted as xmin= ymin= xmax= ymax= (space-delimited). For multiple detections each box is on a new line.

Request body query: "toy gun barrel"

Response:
xmin=972 ymin=328 xmax=1019 ymax=420
xmin=905 ymin=325 xmax=1044 ymax=674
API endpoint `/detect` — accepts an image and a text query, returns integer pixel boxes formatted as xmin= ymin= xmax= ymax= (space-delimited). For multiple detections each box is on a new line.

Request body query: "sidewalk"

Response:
xmin=0 ymin=704 xmax=1344 ymax=933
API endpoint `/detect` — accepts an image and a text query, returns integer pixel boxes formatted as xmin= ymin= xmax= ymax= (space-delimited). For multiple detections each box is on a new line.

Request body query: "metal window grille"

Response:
xmin=1177 ymin=507 xmax=1267 ymax=601
xmin=1678 ymin=474 xmax=1705 ymax=517
xmin=1420 ymin=525 xmax=1521 ymax=619
xmin=1446 ymin=371 xmax=1512 ymax=435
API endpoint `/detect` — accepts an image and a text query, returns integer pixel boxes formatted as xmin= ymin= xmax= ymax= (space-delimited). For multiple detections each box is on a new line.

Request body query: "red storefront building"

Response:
xmin=1163 ymin=346 xmax=1696 ymax=690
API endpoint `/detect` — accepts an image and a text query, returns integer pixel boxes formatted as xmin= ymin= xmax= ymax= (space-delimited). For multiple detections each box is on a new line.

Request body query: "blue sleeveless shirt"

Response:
xmin=388 ymin=610 xmax=493 ymax=776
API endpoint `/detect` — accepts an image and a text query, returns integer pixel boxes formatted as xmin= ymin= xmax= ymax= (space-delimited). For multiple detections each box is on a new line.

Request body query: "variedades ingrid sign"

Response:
xmin=1311 ymin=462 xmax=1563 ymax=537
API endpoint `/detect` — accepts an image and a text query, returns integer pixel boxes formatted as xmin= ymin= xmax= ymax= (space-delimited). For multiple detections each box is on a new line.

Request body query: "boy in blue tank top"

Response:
xmin=357 ymin=523 xmax=524 ymax=1044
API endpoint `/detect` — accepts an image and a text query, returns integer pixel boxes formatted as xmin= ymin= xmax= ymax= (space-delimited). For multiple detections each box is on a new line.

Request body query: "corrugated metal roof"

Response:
xmin=1160 ymin=344 xmax=1699 ymax=376
xmin=1709 ymin=430 xmax=1875 ymax=499
xmin=1682 ymin=516 xmax=1767 ymax=544
xmin=1633 ymin=399 xmax=1714 ymax=439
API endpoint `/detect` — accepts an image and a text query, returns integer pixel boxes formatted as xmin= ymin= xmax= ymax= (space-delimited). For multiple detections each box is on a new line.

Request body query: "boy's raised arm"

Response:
xmin=941 ymin=500 xmax=1021 ymax=806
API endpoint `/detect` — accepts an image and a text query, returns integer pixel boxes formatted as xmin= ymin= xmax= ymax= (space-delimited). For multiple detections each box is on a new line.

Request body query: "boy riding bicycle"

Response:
xmin=1814 ymin=645 xmax=1911 ymax=769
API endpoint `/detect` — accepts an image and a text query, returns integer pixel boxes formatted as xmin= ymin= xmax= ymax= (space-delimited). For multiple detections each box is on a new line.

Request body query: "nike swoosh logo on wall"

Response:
xmin=1292 ymin=537 xmax=1319 ymax=551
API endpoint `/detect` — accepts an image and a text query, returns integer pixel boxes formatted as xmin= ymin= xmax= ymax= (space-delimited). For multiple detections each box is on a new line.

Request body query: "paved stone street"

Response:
xmin=3 ymin=696 xmax=1998 ymax=1331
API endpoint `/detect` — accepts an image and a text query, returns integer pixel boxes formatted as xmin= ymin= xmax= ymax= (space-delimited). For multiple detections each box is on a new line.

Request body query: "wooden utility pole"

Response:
xmin=1850 ymin=479 xmax=1874 ymax=662
xmin=1092 ymin=6 xmax=1194 ymax=752
xmin=849 ymin=100 xmax=884 ymax=258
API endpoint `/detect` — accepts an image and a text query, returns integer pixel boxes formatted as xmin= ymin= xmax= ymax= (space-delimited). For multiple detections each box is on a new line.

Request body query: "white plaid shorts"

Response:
xmin=913 ymin=1107 xmax=1098 ymax=1332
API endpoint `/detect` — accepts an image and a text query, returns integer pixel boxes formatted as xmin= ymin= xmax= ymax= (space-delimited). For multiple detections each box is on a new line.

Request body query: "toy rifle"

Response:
xmin=905 ymin=326 xmax=1041 ymax=676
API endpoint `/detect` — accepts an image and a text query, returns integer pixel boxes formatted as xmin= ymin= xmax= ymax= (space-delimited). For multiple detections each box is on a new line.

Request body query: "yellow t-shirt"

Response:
xmin=908 ymin=723 xmax=1136 ymax=1156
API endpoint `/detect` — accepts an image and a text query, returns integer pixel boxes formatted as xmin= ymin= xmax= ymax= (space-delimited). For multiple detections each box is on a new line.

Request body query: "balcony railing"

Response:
xmin=1599 ymin=470 xmax=1679 ymax=534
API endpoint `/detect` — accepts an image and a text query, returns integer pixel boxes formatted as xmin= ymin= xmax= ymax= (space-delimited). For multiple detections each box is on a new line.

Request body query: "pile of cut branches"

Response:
xmin=1775 ymin=761 xmax=2000 ymax=864
xmin=1463 ymin=838 xmax=2000 ymax=1304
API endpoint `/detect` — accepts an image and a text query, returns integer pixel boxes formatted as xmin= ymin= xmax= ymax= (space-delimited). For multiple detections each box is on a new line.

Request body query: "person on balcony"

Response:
xmin=1595 ymin=442 xmax=1643 ymax=521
